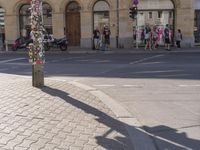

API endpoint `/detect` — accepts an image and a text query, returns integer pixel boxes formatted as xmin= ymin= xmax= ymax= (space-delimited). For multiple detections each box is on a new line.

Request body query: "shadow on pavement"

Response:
xmin=144 ymin=125 xmax=200 ymax=150
xmin=41 ymin=85 xmax=200 ymax=150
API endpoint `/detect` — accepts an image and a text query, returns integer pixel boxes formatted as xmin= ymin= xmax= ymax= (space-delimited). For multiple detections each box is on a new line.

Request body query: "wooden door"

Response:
xmin=66 ymin=12 xmax=80 ymax=46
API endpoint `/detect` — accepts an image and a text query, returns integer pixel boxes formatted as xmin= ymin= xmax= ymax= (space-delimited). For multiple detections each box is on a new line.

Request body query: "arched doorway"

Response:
xmin=65 ymin=2 xmax=81 ymax=46
xmin=93 ymin=1 xmax=110 ymax=33
xmin=136 ymin=0 xmax=175 ymax=46
xmin=19 ymin=3 xmax=52 ymax=38
xmin=0 ymin=7 xmax=5 ymax=48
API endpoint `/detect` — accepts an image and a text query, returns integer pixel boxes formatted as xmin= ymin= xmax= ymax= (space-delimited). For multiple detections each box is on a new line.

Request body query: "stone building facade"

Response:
xmin=0 ymin=0 xmax=197 ymax=49
xmin=194 ymin=0 xmax=200 ymax=45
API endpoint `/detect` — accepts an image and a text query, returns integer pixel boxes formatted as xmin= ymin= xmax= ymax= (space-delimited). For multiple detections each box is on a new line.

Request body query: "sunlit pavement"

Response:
xmin=0 ymin=50 xmax=200 ymax=150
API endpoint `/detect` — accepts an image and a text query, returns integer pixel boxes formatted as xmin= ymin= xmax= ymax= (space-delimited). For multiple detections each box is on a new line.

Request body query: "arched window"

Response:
xmin=93 ymin=1 xmax=110 ymax=32
xmin=43 ymin=3 xmax=53 ymax=34
xmin=66 ymin=1 xmax=80 ymax=12
xmin=135 ymin=0 xmax=174 ymax=46
xmin=19 ymin=3 xmax=52 ymax=37
xmin=0 ymin=7 xmax=5 ymax=46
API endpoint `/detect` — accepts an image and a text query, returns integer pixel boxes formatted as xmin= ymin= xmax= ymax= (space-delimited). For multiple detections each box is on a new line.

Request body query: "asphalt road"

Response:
xmin=0 ymin=51 xmax=200 ymax=150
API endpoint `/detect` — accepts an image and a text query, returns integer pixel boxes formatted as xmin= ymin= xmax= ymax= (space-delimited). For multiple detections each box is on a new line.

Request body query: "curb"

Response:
xmin=1 ymin=48 xmax=200 ymax=55
xmin=68 ymin=81 xmax=157 ymax=150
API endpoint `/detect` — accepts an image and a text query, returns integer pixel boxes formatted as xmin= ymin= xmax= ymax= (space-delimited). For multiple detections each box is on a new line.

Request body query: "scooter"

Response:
xmin=12 ymin=37 xmax=33 ymax=51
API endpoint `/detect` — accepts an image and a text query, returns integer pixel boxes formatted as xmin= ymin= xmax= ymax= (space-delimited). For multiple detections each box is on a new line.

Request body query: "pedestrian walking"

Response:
xmin=103 ymin=25 xmax=111 ymax=50
xmin=93 ymin=27 xmax=100 ymax=50
xmin=144 ymin=25 xmax=152 ymax=50
xmin=176 ymin=29 xmax=183 ymax=48
xmin=152 ymin=26 xmax=158 ymax=49
xmin=164 ymin=24 xmax=171 ymax=51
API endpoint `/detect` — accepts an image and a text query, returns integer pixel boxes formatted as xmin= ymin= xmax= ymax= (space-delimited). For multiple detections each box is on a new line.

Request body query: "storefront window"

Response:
xmin=19 ymin=3 xmax=52 ymax=38
xmin=135 ymin=0 xmax=174 ymax=46
xmin=93 ymin=1 xmax=109 ymax=33
xmin=0 ymin=7 xmax=5 ymax=47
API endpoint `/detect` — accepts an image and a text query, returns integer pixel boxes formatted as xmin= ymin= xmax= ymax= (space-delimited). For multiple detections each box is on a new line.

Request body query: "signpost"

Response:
xmin=133 ymin=0 xmax=139 ymax=5
xmin=133 ymin=0 xmax=139 ymax=48
xmin=29 ymin=0 xmax=45 ymax=87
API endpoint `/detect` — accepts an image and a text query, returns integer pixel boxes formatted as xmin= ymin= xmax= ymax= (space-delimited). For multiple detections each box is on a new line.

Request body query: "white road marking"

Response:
xmin=95 ymin=60 xmax=111 ymax=63
xmin=0 ymin=58 xmax=26 ymax=64
xmin=179 ymin=84 xmax=200 ymax=87
xmin=123 ymin=85 xmax=141 ymax=87
xmin=93 ymin=84 xmax=142 ymax=88
xmin=93 ymin=84 xmax=115 ymax=87
xmin=93 ymin=54 xmax=166 ymax=76
xmin=130 ymin=54 xmax=165 ymax=65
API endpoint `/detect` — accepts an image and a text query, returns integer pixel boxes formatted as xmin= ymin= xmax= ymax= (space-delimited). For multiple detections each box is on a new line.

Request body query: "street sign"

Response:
xmin=133 ymin=0 xmax=139 ymax=5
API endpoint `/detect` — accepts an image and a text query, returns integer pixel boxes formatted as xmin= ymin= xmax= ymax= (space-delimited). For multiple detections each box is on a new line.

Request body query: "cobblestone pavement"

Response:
xmin=0 ymin=74 xmax=133 ymax=150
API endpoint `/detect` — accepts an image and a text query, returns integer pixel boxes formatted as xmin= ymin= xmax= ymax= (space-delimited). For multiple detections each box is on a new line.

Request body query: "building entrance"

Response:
xmin=66 ymin=2 xmax=81 ymax=46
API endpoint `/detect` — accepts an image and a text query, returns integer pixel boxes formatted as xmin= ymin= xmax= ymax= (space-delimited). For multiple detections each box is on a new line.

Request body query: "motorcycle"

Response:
xmin=12 ymin=37 xmax=33 ymax=51
xmin=43 ymin=35 xmax=68 ymax=51
xmin=12 ymin=35 xmax=68 ymax=51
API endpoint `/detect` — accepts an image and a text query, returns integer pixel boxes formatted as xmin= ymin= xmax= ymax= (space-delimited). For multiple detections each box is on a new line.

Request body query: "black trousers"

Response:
xmin=176 ymin=41 xmax=181 ymax=48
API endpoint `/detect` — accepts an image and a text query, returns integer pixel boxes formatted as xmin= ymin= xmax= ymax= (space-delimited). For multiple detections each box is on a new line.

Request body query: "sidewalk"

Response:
xmin=1 ymin=46 xmax=200 ymax=54
xmin=0 ymin=74 xmax=133 ymax=150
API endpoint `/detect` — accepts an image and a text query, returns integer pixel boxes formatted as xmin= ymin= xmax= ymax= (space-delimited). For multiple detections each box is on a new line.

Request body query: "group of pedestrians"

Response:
xmin=93 ymin=25 xmax=111 ymax=50
xmin=141 ymin=24 xmax=183 ymax=51
xmin=93 ymin=24 xmax=183 ymax=51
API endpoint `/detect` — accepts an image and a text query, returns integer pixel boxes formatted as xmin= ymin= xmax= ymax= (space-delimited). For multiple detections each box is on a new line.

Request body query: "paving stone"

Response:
xmin=14 ymin=146 xmax=28 ymax=150
xmin=83 ymin=144 xmax=96 ymax=150
xmin=0 ymin=135 xmax=14 ymax=145
xmin=17 ymin=139 xmax=35 ymax=148
xmin=27 ymin=133 xmax=41 ymax=141
xmin=40 ymin=143 xmax=56 ymax=150
xmin=2 ymin=140 xmax=22 ymax=150
xmin=0 ymin=75 xmax=133 ymax=150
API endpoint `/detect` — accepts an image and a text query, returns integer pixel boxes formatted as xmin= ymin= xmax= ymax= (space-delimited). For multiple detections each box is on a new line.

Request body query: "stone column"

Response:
xmin=52 ymin=12 xmax=65 ymax=38
xmin=118 ymin=9 xmax=134 ymax=48
xmin=80 ymin=11 xmax=92 ymax=48
xmin=175 ymin=1 xmax=194 ymax=47
xmin=4 ymin=14 xmax=18 ymax=45
xmin=109 ymin=10 xmax=117 ymax=48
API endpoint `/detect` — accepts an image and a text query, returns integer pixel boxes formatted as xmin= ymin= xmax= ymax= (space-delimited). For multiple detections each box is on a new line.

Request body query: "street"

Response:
xmin=0 ymin=51 xmax=200 ymax=150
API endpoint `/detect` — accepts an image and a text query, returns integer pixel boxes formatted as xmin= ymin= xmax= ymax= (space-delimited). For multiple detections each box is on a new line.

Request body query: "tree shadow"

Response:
xmin=41 ymin=85 xmax=200 ymax=150
xmin=143 ymin=125 xmax=200 ymax=150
